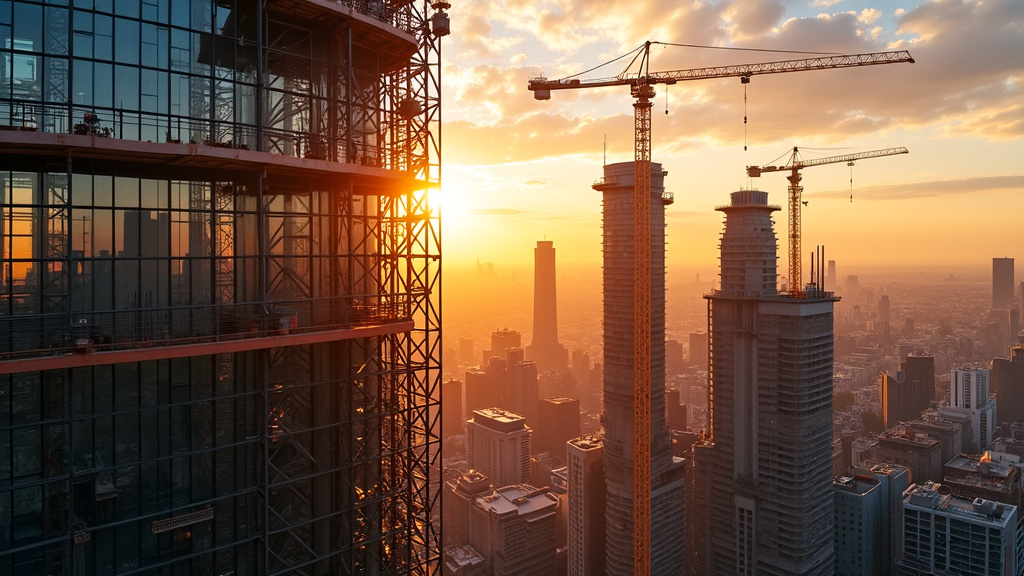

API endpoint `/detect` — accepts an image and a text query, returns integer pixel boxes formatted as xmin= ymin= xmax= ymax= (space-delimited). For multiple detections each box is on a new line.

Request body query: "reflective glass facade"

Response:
xmin=0 ymin=0 xmax=442 ymax=574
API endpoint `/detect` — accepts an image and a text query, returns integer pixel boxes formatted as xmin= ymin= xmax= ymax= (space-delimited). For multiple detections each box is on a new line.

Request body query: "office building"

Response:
xmin=592 ymin=161 xmax=685 ymax=575
xmin=467 ymin=408 xmax=532 ymax=487
xmin=666 ymin=339 xmax=685 ymax=374
xmin=827 ymin=260 xmax=837 ymax=291
xmin=943 ymin=452 xmax=1022 ymax=509
xmin=0 ymin=1 xmax=444 ymax=573
xmin=567 ymin=435 xmax=606 ymax=576
xmin=994 ymin=257 xmax=1015 ymax=309
xmin=879 ymin=294 xmax=891 ymax=324
xmin=880 ymin=354 xmax=935 ymax=429
xmin=689 ymin=331 xmax=708 ymax=370
xmin=992 ymin=342 xmax=1024 ymax=426
xmin=899 ymin=482 xmax=1022 ymax=576
xmin=950 ymin=367 xmax=997 ymax=451
xmin=853 ymin=461 xmax=910 ymax=576
xmin=444 ymin=471 xmax=492 ymax=547
xmin=468 ymin=484 xmax=558 ymax=576
xmin=444 ymin=379 xmax=465 ymax=437
xmin=833 ymin=474 xmax=884 ymax=576
xmin=535 ymin=396 xmax=581 ymax=460
xmin=687 ymin=190 xmax=837 ymax=576
xmin=666 ymin=387 xmax=687 ymax=431
xmin=527 ymin=240 xmax=569 ymax=373
xmin=485 ymin=329 xmax=521 ymax=364
xmin=875 ymin=427 xmax=943 ymax=484
xmin=906 ymin=410 xmax=969 ymax=466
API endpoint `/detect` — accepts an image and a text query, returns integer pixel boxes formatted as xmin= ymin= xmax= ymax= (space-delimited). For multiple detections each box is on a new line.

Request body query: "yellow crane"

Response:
xmin=747 ymin=146 xmax=909 ymax=293
xmin=528 ymin=42 xmax=913 ymax=573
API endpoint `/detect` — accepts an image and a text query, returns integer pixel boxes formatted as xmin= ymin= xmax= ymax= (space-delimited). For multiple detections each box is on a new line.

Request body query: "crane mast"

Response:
xmin=747 ymin=146 xmax=909 ymax=292
xmin=528 ymin=43 xmax=913 ymax=573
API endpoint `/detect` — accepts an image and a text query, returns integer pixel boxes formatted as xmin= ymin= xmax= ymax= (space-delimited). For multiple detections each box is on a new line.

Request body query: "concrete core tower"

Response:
xmin=688 ymin=190 xmax=837 ymax=576
xmin=593 ymin=162 xmax=685 ymax=576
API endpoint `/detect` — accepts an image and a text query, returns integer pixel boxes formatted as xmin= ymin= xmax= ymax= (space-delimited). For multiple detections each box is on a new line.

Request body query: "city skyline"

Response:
xmin=438 ymin=0 xmax=1022 ymax=270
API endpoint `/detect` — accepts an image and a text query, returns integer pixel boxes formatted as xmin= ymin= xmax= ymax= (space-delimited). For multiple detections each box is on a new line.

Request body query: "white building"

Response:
xmin=467 ymin=408 xmax=532 ymax=487
xmin=567 ymin=434 xmax=605 ymax=576
xmin=899 ymin=482 xmax=1023 ymax=576
xmin=949 ymin=367 xmax=997 ymax=452
xmin=469 ymin=484 xmax=559 ymax=576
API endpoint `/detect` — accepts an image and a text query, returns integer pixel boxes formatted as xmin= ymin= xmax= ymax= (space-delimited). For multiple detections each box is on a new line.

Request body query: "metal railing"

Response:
xmin=0 ymin=295 xmax=411 ymax=361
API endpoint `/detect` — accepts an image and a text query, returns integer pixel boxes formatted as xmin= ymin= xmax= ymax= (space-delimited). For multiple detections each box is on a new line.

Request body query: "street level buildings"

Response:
xmin=687 ymin=190 xmax=838 ymax=576
xmin=468 ymin=485 xmax=559 ymax=576
xmin=0 ymin=1 xmax=444 ymax=573
xmin=592 ymin=161 xmax=685 ymax=575
xmin=567 ymin=434 xmax=606 ymax=576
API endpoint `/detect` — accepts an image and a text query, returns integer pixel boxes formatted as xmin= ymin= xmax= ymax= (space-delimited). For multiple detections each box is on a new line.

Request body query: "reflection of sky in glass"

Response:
xmin=4 ymin=38 xmax=36 ymax=83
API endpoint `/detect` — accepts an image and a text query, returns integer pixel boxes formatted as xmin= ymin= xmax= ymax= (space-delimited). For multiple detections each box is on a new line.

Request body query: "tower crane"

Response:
xmin=527 ymin=42 xmax=913 ymax=573
xmin=747 ymin=146 xmax=909 ymax=293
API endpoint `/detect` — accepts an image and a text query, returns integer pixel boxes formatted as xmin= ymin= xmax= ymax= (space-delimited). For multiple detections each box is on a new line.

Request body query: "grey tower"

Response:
xmin=688 ymin=190 xmax=837 ymax=576
xmin=994 ymin=258 xmax=1015 ymax=309
xmin=593 ymin=162 xmax=685 ymax=575
xmin=527 ymin=240 xmax=569 ymax=373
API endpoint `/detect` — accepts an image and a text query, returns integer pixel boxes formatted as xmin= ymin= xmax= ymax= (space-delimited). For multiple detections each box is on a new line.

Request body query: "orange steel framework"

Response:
xmin=529 ymin=42 xmax=912 ymax=573
xmin=746 ymin=146 xmax=909 ymax=293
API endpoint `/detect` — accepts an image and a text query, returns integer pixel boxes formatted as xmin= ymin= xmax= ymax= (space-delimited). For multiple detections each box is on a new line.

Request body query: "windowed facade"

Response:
xmin=0 ymin=0 xmax=443 ymax=574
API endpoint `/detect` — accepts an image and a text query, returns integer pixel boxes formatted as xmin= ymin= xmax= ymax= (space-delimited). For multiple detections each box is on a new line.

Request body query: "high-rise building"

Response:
xmin=880 ymin=354 xmax=935 ymax=428
xmin=592 ymin=161 xmax=685 ymax=575
xmin=689 ymin=331 xmax=708 ymax=370
xmin=535 ymin=396 xmax=581 ymax=460
xmin=666 ymin=339 xmax=685 ymax=374
xmin=467 ymin=485 xmax=559 ymax=576
xmin=879 ymin=294 xmax=891 ymax=324
xmin=444 ymin=379 xmax=466 ymax=437
xmin=486 ymin=329 xmax=522 ymax=364
xmin=527 ymin=240 xmax=569 ymax=373
xmin=852 ymin=461 xmax=910 ymax=576
xmin=833 ymin=474 xmax=884 ymax=576
xmin=0 ymin=1 xmax=443 ymax=573
xmin=445 ymin=470 xmax=492 ymax=547
xmin=992 ymin=343 xmax=1024 ymax=426
xmin=994 ymin=257 xmax=1015 ymax=309
xmin=899 ymin=482 xmax=1022 ymax=576
xmin=949 ymin=367 xmax=997 ymax=451
xmin=467 ymin=408 xmax=532 ymax=487
xmin=567 ymin=434 xmax=606 ymax=576
xmin=827 ymin=259 xmax=837 ymax=291
xmin=687 ymin=190 xmax=837 ymax=576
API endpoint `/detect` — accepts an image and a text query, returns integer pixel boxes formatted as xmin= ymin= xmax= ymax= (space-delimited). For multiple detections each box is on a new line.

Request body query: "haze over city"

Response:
xmin=439 ymin=0 xmax=1022 ymax=274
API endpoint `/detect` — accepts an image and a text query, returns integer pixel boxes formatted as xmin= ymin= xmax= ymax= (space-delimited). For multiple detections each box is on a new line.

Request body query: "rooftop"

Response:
xmin=474 ymin=484 xmax=559 ymax=517
xmin=471 ymin=408 xmax=527 ymax=433
xmin=904 ymin=482 xmax=1016 ymax=527
xmin=445 ymin=545 xmax=487 ymax=569
xmin=569 ymin=434 xmax=604 ymax=451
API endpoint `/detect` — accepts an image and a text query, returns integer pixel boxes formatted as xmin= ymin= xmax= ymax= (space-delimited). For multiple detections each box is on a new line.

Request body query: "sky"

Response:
xmin=437 ymin=0 xmax=1023 ymax=280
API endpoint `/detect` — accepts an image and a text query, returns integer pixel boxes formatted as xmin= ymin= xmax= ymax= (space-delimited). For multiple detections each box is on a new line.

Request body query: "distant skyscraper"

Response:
xmin=827 ymin=259 xmax=837 ymax=291
xmin=666 ymin=339 xmax=685 ymax=374
xmin=992 ymin=344 xmax=1024 ymax=426
xmin=899 ymin=482 xmax=1021 ymax=576
xmin=880 ymin=354 xmax=935 ymax=428
xmin=993 ymin=257 xmax=1015 ymax=309
xmin=467 ymin=408 xmax=532 ymax=487
xmin=487 ymin=328 xmax=521 ymax=363
xmin=688 ymin=331 xmax=708 ymax=370
xmin=879 ymin=294 xmax=891 ymax=324
xmin=567 ymin=435 xmax=606 ymax=576
xmin=949 ymin=367 xmax=997 ymax=451
xmin=534 ymin=397 xmax=581 ymax=460
xmin=443 ymin=379 xmax=465 ymax=437
xmin=592 ymin=161 xmax=685 ymax=575
xmin=687 ymin=190 xmax=837 ymax=576
xmin=527 ymin=240 xmax=569 ymax=373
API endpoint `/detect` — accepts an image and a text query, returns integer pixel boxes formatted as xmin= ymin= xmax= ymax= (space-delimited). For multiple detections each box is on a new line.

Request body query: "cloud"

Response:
xmin=812 ymin=0 xmax=843 ymax=7
xmin=441 ymin=0 xmax=1023 ymax=165
xmin=808 ymin=175 xmax=1024 ymax=200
